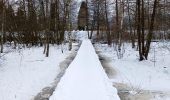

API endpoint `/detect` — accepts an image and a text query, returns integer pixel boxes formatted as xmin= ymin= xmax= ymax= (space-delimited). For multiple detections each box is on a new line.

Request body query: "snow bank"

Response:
xmin=50 ymin=40 xmax=120 ymax=100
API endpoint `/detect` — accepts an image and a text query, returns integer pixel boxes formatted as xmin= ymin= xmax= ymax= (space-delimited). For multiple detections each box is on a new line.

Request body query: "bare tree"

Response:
xmin=127 ymin=0 xmax=135 ymax=48
xmin=104 ymin=0 xmax=111 ymax=45
xmin=1 ymin=0 xmax=5 ymax=53
xmin=144 ymin=0 xmax=160 ymax=59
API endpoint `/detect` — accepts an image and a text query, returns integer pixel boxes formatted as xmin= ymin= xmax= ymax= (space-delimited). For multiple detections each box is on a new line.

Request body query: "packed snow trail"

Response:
xmin=50 ymin=39 xmax=120 ymax=100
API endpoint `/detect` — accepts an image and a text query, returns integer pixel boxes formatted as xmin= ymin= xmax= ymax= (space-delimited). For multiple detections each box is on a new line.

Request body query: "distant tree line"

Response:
xmin=1 ymin=0 xmax=170 ymax=60
xmin=0 ymin=0 xmax=77 ymax=56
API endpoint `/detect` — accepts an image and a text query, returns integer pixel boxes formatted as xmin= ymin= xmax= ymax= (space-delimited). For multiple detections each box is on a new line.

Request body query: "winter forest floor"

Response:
xmin=0 ymin=31 xmax=120 ymax=100
xmin=1 ymin=31 xmax=170 ymax=100
xmin=95 ymin=40 xmax=170 ymax=100
xmin=0 ymin=43 xmax=80 ymax=100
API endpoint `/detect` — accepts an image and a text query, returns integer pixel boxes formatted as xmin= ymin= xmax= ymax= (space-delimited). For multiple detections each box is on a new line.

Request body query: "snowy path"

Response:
xmin=50 ymin=39 xmax=120 ymax=100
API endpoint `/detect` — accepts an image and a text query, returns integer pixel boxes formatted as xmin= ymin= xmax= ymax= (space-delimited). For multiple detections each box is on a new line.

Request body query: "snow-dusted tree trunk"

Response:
xmin=67 ymin=1 xmax=72 ymax=51
xmin=115 ymin=0 xmax=125 ymax=59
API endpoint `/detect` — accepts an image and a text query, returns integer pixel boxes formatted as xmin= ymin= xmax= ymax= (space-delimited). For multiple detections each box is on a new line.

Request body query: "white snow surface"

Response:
xmin=0 ymin=44 xmax=73 ymax=100
xmin=95 ymin=41 xmax=170 ymax=99
xmin=50 ymin=39 xmax=120 ymax=100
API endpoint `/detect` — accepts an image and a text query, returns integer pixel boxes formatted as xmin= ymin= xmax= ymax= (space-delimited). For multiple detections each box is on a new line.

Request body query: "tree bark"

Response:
xmin=1 ymin=0 xmax=5 ymax=53
xmin=145 ymin=0 xmax=160 ymax=59
xmin=104 ymin=0 xmax=111 ymax=45
xmin=137 ymin=0 xmax=144 ymax=61
xmin=127 ymin=0 xmax=135 ymax=48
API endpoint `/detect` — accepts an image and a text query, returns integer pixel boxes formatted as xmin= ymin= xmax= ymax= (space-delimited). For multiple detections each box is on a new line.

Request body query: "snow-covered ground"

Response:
xmin=0 ymin=44 xmax=77 ymax=100
xmin=50 ymin=39 xmax=120 ymax=100
xmin=0 ymin=31 xmax=120 ymax=100
xmin=95 ymin=41 xmax=170 ymax=99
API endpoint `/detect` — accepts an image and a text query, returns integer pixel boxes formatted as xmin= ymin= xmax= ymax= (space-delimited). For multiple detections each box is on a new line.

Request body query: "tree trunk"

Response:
xmin=141 ymin=0 xmax=145 ymax=55
xmin=85 ymin=0 xmax=90 ymax=38
xmin=104 ymin=0 xmax=111 ymax=45
xmin=127 ymin=0 xmax=135 ymax=48
xmin=96 ymin=2 xmax=100 ymax=40
xmin=137 ymin=0 xmax=144 ymax=61
xmin=45 ymin=0 xmax=50 ymax=57
xmin=1 ymin=0 xmax=5 ymax=53
xmin=145 ymin=0 xmax=159 ymax=59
